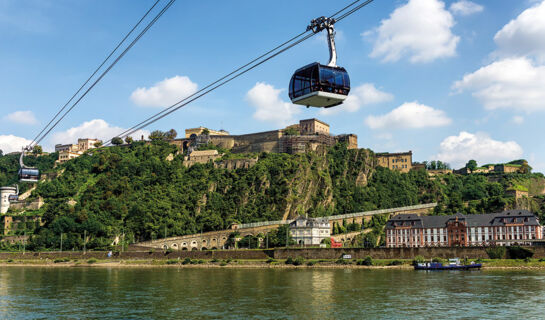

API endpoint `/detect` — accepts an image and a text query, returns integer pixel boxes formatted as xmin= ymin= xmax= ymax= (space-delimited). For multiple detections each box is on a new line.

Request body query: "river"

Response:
xmin=0 ymin=267 xmax=543 ymax=319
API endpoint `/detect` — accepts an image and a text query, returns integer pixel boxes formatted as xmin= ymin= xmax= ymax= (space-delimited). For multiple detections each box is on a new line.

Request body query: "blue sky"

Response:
xmin=1 ymin=0 xmax=545 ymax=172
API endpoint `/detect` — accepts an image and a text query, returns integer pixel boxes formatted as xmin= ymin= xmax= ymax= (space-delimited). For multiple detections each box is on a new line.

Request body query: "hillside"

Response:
xmin=1 ymin=141 xmax=544 ymax=250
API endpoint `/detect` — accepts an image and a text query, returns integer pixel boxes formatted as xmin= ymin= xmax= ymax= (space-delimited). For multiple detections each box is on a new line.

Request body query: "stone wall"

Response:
xmin=273 ymin=246 xmax=545 ymax=260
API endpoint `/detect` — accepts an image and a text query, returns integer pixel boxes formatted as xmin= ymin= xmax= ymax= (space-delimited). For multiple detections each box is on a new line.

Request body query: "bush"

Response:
xmin=337 ymin=258 xmax=349 ymax=265
xmin=87 ymin=258 xmax=97 ymax=264
xmin=220 ymin=262 xmax=227 ymax=266
xmin=362 ymin=256 xmax=373 ymax=266
xmin=524 ymin=257 xmax=532 ymax=263
xmin=539 ymin=258 xmax=545 ymax=262
xmin=388 ymin=260 xmax=403 ymax=266
xmin=7 ymin=259 xmax=13 ymax=263
xmin=182 ymin=257 xmax=192 ymax=265
xmin=306 ymin=260 xmax=316 ymax=266
xmin=211 ymin=258 xmax=219 ymax=263
xmin=431 ymin=257 xmax=443 ymax=263
xmin=412 ymin=256 xmax=425 ymax=266
xmin=197 ymin=259 xmax=204 ymax=264
xmin=266 ymin=258 xmax=276 ymax=264
xmin=285 ymin=257 xmax=294 ymax=265
xmin=292 ymin=257 xmax=304 ymax=266
xmin=486 ymin=247 xmax=506 ymax=259
xmin=165 ymin=248 xmax=174 ymax=254
xmin=166 ymin=259 xmax=178 ymax=265
xmin=507 ymin=246 xmax=534 ymax=259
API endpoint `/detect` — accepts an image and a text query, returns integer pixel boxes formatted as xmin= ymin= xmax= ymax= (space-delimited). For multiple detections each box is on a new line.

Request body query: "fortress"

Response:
xmin=172 ymin=118 xmax=358 ymax=155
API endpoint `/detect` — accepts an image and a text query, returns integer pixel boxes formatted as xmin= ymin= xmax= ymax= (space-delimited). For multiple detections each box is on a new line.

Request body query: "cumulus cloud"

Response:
xmin=365 ymin=0 xmax=460 ymax=63
xmin=49 ymin=119 xmax=149 ymax=148
xmin=434 ymin=131 xmax=523 ymax=168
xmin=364 ymin=101 xmax=451 ymax=129
xmin=246 ymin=82 xmax=301 ymax=126
xmin=449 ymin=1 xmax=484 ymax=16
xmin=130 ymin=76 xmax=198 ymax=108
xmin=493 ymin=0 xmax=545 ymax=62
xmin=3 ymin=110 xmax=38 ymax=125
xmin=452 ymin=57 xmax=545 ymax=112
xmin=0 ymin=135 xmax=32 ymax=154
xmin=320 ymin=83 xmax=393 ymax=115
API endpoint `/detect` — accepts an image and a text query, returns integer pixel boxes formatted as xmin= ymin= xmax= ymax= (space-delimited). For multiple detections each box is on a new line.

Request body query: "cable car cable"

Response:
xmin=28 ymin=0 xmax=164 ymax=148
xmin=104 ymin=0 xmax=375 ymax=144
xmin=106 ymin=29 xmax=313 ymax=144
xmin=34 ymin=0 xmax=175 ymax=146
xmin=107 ymin=32 xmax=318 ymax=144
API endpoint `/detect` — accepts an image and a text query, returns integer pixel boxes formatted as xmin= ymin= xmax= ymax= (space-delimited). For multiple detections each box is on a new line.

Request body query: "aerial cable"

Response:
xmin=106 ymin=29 xmax=313 ymax=144
xmin=106 ymin=0 xmax=375 ymax=144
xmin=106 ymin=32 xmax=317 ymax=144
xmin=32 ymin=0 xmax=176 ymax=147
xmin=28 ymin=0 xmax=163 ymax=148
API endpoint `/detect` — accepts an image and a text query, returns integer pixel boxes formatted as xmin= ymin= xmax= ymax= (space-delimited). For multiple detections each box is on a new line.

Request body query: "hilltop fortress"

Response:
xmin=172 ymin=118 xmax=358 ymax=155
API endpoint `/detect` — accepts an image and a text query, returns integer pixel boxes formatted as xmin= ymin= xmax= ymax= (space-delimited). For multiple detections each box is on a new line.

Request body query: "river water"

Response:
xmin=0 ymin=267 xmax=543 ymax=319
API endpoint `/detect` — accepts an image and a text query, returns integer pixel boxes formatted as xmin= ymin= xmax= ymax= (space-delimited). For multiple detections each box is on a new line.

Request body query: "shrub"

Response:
xmin=211 ymin=258 xmax=219 ymax=263
xmin=337 ymin=258 xmax=349 ymax=265
xmin=388 ymin=260 xmax=403 ymax=266
xmin=226 ymin=258 xmax=232 ymax=263
xmin=7 ymin=259 xmax=13 ymax=263
xmin=292 ymin=257 xmax=304 ymax=266
xmin=266 ymin=258 xmax=276 ymax=264
xmin=197 ymin=259 xmax=204 ymax=264
xmin=220 ymin=262 xmax=227 ymax=266
xmin=182 ymin=257 xmax=192 ymax=265
xmin=362 ymin=256 xmax=373 ymax=266
xmin=507 ymin=246 xmax=534 ymax=259
xmin=166 ymin=259 xmax=178 ymax=265
xmin=285 ymin=257 xmax=294 ymax=265
xmin=486 ymin=247 xmax=506 ymax=259
xmin=539 ymin=258 xmax=545 ymax=262
xmin=306 ymin=260 xmax=316 ymax=266
xmin=524 ymin=257 xmax=532 ymax=263
xmin=54 ymin=258 xmax=63 ymax=263
xmin=165 ymin=248 xmax=174 ymax=254
xmin=87 ymin=258 xmax=97 ymax=264
xmin=432 ymin=257 xmax=443 ymax=263
xmin=412 ymin=256 xmax=425 ymax=266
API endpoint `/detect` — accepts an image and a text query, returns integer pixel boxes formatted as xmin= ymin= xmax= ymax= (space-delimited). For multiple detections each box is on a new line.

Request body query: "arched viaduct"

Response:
xmin=137 ymin=203 xmax=437 ymax=250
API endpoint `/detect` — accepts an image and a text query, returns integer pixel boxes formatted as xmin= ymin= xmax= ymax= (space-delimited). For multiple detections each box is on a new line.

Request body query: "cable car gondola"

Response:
xmin=289 ymin=17 xmax=350 ymax=108
xmin=18 ymin=147 xmax=40 ymax=183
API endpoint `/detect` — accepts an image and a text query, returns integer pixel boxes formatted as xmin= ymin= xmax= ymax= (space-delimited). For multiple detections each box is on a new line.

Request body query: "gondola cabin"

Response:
xmin=18 ymin=168 xmax=40 ymax=183
xmin=289 ymin=62 xmax=350 ymax=108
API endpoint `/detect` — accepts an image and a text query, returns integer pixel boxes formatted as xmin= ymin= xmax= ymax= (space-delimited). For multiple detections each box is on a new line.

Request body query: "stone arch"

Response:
xmin=191 ymin=247 xmax=198 ymax=251
xmin=201 ymin=247 xmax=208 ymax=251
xmin=190 ymin=240 xmax=198 ymax=248
xmin=182 ymin=247 xmax=188 ymax=251
xmin=171 ymin=243 xmax=178 ymax=249
xmin=211 ymin=247 xmax=218 ymax=250
xmin=181 ymin=242 xmax=188 ymax=248
xmin=163 ymin=245 xmax=168 ymax=250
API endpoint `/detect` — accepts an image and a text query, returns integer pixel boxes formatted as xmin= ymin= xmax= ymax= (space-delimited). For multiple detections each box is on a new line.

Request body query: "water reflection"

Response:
xmin=0 ymin=267 xmax=544 ymax=319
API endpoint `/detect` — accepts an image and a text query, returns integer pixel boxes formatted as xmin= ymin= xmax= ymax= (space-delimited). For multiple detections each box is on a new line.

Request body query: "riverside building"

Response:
xmin=289 ymin=216 xmax=331 ymax=246
xmin=385 ymin=210 xmax=543 ymax=248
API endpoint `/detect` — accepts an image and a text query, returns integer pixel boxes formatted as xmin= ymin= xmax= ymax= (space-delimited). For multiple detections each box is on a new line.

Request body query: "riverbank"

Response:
xmin=2 ymin=257 xmax=545 ymax=269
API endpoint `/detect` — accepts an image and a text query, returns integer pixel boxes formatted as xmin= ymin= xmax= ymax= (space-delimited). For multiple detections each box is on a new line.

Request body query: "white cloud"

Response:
xmin=493 ymin=0 xmax=545 ymax=62
xmin=0 ymin=135 xmax=32 ymax=154
xmin=246 ymin=82 xmax=301 ymax=126
xmin=130 ymin=76 xmax=198 ymax=108
xmin=512 ymin=115 xmax=524 ymax=124
xmin=365 ymin=0 xmax=460 ymax=63
xmin=449 ymin=1 xmax=484 ymax=16
xmin=3 ymin=110 xmax=38 ymax=125
xmin=434 ymin=131 xmax=523 ymax=168
xmin=320 ymin=83 xmax=393 ymax=115
xmin=452 ymin=57 xmax=545 ymax=112
xmin=49 ymin=119 xmax=149 ymax=149
xmin=364 ymin=101 xmax=451 ymax=129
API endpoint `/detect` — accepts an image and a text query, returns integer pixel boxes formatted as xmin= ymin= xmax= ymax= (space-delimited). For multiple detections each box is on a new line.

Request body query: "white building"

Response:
xmin=289 ymin=216 xmax=330 ymax=246
xmin=0 ymin=186 xmax=17 ymax=214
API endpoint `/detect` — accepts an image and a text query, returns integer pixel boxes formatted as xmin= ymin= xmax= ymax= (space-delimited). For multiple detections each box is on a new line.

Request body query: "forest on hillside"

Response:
xmin=0 ymin=141 xmax=544 ymax=250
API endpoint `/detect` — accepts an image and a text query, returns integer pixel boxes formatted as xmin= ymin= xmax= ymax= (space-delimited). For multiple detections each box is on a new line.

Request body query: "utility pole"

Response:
xmin=60 ymin=233 xmax=63 ymax=252
xmin=83 ymin=230 xmax=87 ymax=254
xmin=266 ymin=233 xmax=269 ymax=249
xmin=23 ymin=231 xmax=25 ymax=255
xmin=286 ymin=226 xmax=289 ymax=248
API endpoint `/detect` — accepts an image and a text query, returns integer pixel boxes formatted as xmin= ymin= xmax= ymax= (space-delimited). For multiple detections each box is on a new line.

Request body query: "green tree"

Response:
xmin=149 ymin=130 xmax=165 ymax=141
xmin=201 ymin=128 xmax=210 ymax=136
xmin=124 ymin=136 xmax=133 ymax=144
xmin=165 ymin=129 xmax=177 ymax=140
xmin=32 ymin=145 xmax=43 ymax=155
xmin=111 ymin=137 xmax=123 ymax=145
xmin=466 ymin=159 xmax=478 ymax=172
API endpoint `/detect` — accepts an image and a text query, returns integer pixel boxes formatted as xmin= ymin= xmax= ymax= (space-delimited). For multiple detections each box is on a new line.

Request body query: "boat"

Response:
xmin=414 ymin=258 xmax=482 ymax=271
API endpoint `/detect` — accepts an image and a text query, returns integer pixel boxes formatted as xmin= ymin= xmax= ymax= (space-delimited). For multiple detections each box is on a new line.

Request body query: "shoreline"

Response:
xmin=2 ymin=259 xmax=545 ymax=270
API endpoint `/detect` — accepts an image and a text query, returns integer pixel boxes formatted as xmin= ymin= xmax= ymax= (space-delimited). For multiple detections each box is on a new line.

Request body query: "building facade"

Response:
xmin=55 ymin=138 xmax=101 ymax=164
xmin=289 ymin=216 xmax=331 ymax=246
xmin=0 ymin=187 xmax=17 ymax=214
xmin=376 ymin=151 xmax=413 ymax=173
xmin=183 ymin=150 xmax=221 ymax=166
xmin=385 ymin=210 xmax=543 ymax=248
xmin=185 ymin=127 xmax=229 ymax=138
xmin=299 ymin=118 xmax=330 ymax=136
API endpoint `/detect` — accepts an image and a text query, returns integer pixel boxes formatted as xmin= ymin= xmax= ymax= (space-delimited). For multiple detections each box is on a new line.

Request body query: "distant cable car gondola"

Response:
xmin=289 ymin=17 xmax=350 ymax=108
xmin=18 ymin=147 xmax=39 ymax=183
